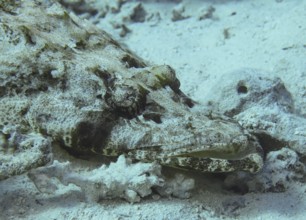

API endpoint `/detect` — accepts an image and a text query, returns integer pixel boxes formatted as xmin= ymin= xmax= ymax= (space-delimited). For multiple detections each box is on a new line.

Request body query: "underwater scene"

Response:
xmin=0 ymin=0 xmax=305 ymax=219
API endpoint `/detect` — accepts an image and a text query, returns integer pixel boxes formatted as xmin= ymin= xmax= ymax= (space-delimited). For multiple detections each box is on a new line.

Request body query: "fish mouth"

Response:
xmin=165 ymin=138 xmax=264 ymax=173
xmin=169 ymin=144 xmax=256 ymax=160
xmin=167 ymin=134 xmax=262 ymax=160
xmin=126 ymin=140 xmax=264 ymax=173
xmin=169 ymin=152 xmax=263 ymax=173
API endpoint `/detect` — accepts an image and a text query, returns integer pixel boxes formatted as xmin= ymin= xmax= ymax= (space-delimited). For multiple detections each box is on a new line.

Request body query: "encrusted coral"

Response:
xmin=28 ymin=155 xmax=195 ymax=203
xmin=224 ymin=148 xmax=306 ymax=193
xmin=0 ymin=128 xmax=51 ymax=180
xmin=199 ymin=69 xmax=306 ymax=155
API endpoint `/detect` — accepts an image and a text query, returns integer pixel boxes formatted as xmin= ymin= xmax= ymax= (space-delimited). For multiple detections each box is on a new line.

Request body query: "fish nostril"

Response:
xmin=237 ymin=83 xmax=248 ymax=95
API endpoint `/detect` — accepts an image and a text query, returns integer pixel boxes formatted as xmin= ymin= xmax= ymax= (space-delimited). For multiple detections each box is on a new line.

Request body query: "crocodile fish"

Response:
xmin=0 ymin=0 xmax=263 ymax=180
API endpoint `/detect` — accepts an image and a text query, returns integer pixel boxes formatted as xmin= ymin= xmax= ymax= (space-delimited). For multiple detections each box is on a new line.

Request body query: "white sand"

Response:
xmin=1 ymin=0 xmax=306 ymax=219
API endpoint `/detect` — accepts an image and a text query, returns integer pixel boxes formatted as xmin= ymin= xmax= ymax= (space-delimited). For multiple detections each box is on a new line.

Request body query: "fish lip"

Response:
xmin=168 ymin=152 xmax=264 ymax=173
xmin=165 ymin=142 xmax=260 ymax=160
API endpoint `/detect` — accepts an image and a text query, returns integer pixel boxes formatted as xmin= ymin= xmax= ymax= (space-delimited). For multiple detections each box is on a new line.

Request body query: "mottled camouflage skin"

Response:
xmin=0 ymin=0 xmax=263 ymax=179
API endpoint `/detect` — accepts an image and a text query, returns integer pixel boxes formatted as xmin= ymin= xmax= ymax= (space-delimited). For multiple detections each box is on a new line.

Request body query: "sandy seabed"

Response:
xmin=1 ymin=0 xmax=306 ymax=219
